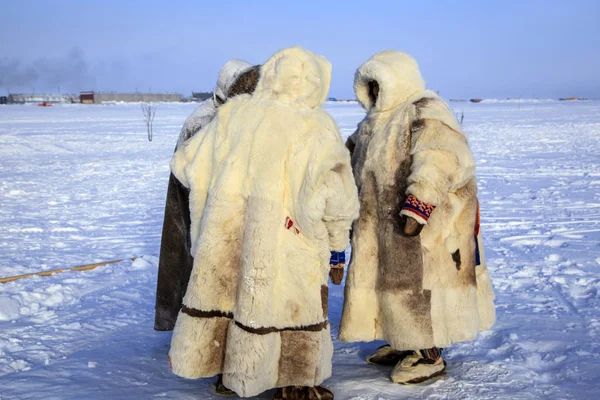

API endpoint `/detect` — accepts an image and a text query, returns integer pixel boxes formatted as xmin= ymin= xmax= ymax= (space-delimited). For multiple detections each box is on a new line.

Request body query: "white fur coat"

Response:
xmin=339 ymin=51 xmax=495 ymax=350
xmin=168 ymin=47 xmax=359 ymax=397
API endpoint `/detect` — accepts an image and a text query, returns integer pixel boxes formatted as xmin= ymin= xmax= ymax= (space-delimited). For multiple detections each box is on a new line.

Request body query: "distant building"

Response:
xmin=7 ymin=93 xmax=77 ymax=104
xmin=192 ymin=92 xmax=213 ymax=102
xmin=0 ymin=96 xmax=7 ymax=105
xmin=80 ymin=91 xmax=95 ymax=104
xmin=79 ymin=92 xmax=183 ymax=104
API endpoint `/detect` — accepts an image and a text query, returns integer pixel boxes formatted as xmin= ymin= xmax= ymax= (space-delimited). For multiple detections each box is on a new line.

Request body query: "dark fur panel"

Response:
xmin=226 ymin=65 xmax=261 ymax=98
xmin=154 ymin=173 xmax=194 ymax=331
xmin=452 ymin=250 xmax=461 ymax=270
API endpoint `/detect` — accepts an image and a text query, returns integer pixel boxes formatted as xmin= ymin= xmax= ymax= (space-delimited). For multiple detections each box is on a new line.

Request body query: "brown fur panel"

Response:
xmin=226 ymin=65 xmax=261 ymax=98
xmin=276 ymin=330 xmax=322 ymax=387
xmin=169 ymin=314 xmax=230 ymax=377
xmin=375 ymin=111 xmax=424 ymax=293
xmin=321 ymin=285 xmax=328 ymax=319
xmin=206 ymin=317 xmax=230 ymax=372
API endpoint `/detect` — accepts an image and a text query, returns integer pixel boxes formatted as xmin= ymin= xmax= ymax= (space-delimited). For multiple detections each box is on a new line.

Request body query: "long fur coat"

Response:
xmin=168 ymin=47 xmax=359 ymax=397
xmin=339 ymin=51 xmax=495 ymax=350
xmin=154 ymin=60 xmax=257 ymax=331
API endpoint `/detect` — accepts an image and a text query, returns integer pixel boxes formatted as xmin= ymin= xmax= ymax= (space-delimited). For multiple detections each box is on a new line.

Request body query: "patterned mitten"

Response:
xmin=400 ymin=195 xmax=435 ymax=236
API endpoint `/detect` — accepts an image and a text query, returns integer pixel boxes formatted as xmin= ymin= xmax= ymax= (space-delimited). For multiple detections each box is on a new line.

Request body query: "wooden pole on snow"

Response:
xmin=0 ymin=257 xmax=137 ymax=284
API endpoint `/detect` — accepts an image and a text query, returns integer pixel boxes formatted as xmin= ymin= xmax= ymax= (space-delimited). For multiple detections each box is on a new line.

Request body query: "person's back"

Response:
xmin=169 ymin=46 xmax=359 ymax=399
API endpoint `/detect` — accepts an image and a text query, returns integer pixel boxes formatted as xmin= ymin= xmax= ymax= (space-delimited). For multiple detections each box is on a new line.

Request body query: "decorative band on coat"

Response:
xmin=181 ymin=305 xmax=233 ymax=319
xmin=234 ymin=320 xmax=329 ymax=335
xmin=181 ymin=305 xmax=328 ymax=334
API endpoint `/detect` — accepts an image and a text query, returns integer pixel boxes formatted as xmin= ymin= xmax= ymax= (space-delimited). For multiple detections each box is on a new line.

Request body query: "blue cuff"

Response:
xmin=330 ymin=251 xmax=346 ymax=265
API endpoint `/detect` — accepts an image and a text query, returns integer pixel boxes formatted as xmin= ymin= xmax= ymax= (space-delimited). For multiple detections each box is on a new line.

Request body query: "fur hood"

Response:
xmin=254 ymin=46 xmax=331 ymax=109
xmin=354 ymin=50 xmax=425 ymax=112
xmin=214 ymin=59 xmax=254 ymax=103
xmin=177 ymin=59 xmax=254 ymax=147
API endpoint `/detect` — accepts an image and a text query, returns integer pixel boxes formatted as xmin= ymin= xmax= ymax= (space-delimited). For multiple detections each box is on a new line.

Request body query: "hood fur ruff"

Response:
xmin=254 ymin=46 xmax=332 ymax=109
xmin=354 ymin=50 xmax=425 ymax=112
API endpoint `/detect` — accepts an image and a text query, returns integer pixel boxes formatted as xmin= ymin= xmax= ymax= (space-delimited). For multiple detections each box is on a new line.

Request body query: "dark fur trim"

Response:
xmin=181 ymin=305 xmax=328 ymax=335
xmin=234 ymin=320 xmax=328 ymax=335
xmin=226 ymin=65 xmax=261 ymax=99
xmin=181 ymin=306 xmax=233 ymax=319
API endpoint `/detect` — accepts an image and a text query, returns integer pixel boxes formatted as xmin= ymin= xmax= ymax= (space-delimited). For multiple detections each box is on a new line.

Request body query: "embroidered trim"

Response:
xmin=285 ymin=216 xmax=300 ymax=234
xmin=475 ymin=200 xmax=481 ymax=236
xmin=402 ymin=195 xmax=435 ymax=222
xmin=181 ymin=305 xmax=328 ymax=335
xmin=420 ymin=347 xmax=443 ymax=361
xmin=474 ymin=200 xmax=481 ymax=266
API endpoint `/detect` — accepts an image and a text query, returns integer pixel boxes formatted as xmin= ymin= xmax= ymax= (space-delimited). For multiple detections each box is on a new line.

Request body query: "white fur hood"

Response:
xmin=254 ymin=46 xmax=331 ymax=109
xmin=354 ymin=50 xmax=425 ymax=112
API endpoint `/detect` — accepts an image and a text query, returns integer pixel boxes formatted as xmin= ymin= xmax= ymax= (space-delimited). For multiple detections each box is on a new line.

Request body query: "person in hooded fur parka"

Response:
xmin=168 ymin=47 xmax=359 ymax=399
xmin=339 ymin=51 xmax=496 ymax=384
xmin=154 ymin=59 xmax=261 ymax=332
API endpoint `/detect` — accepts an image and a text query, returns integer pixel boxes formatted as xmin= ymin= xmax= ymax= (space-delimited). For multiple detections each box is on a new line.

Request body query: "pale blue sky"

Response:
xmin=1 ymin=0 xmax=599 ymax=98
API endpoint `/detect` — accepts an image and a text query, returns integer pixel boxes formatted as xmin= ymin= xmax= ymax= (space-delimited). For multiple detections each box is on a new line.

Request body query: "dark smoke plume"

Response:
xmin=0 ymin=47 xmax=96 ymax=93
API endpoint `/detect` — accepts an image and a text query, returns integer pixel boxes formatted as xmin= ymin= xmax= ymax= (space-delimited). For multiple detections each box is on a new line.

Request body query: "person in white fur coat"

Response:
xmin=168 ymin=47 xmax=359 ymax=399
xmin=154 ymin=60 xmax=261 ymax=332
xmin=339 ymin=51 xmax=496 ymax=384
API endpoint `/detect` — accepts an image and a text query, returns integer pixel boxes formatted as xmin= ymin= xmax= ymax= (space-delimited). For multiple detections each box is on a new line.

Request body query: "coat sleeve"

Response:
xmin=317 ymin=125 xmax=360 ymax=251
xmin=170 ymin=119 xmax=215 ymax=188
xmin=403 ymin=110 xmax=476 ymax=223
xmin=322 ymin=161 xmax=359 ymax=251
xmin=176 ymin=99 xmax=217 ymax=148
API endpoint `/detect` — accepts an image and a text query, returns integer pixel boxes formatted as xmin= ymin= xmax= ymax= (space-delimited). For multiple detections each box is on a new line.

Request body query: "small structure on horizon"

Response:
xmin=7 ymin=93 xmax=77 ymax=104
xmin=78 ymin=92 xmax=183 ymax=104
xmin=192 ymin=92 xmax=212 ymax=102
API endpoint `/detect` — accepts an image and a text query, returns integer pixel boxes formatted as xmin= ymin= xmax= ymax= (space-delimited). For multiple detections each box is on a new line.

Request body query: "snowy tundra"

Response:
xmin=0 ymin=100 xmax=599 ymax=399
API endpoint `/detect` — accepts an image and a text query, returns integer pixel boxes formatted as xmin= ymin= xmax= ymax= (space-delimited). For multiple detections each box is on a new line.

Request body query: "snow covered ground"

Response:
xmin=1 ymin=100 xmax=599 ymax=399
